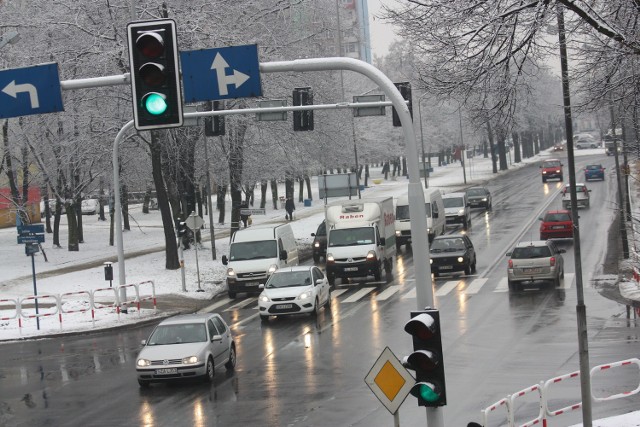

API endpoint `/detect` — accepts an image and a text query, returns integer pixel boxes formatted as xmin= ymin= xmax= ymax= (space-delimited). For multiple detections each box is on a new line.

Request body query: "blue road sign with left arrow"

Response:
xmin=0 ymin=63 xmax=64 ymax=119
xmin=181 ymin=44 xmax=262 ymax=103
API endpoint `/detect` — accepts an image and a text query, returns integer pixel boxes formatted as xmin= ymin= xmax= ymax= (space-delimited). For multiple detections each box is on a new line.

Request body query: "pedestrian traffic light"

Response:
xmin=127 ymin=19 xmax=183 ymax=131
xmin=402 ymin=309 xmax=447 ymax=407
xmin=205 ymin=101 xmax=225 ymax=136
xmin=392 ymin=82 xmax=412 ymax=127
xmin=293 ymin=87 xmax=314 ymax=131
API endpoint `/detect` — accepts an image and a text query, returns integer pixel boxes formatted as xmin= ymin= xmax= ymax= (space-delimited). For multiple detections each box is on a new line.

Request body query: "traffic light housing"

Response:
xmin=403 ymin=309 xmax=446 ymax=407
xmin=293 ymin=87 xmax=314 ymax=131
xmin=127 ymin=19 xmax=183 ymax=130
xmin=205 ymin=101 xmax=226 ymax=136
xmin=175 ymin=219 xmax=187 ymax=238
xmin=392 ymin=82 xmax=412 ymax=127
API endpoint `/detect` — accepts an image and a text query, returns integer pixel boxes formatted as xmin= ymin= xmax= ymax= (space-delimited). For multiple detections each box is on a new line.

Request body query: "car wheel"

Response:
xmin=313 ymin=254 xmax=320 ymax=263
xmin=471 ymin=259 xmax=477 ymax=273
xmin=462 ymin=218 xmax=468 ymax=229
xmin=396 ymin=242 xmax=401 ymax=251
xmin=228 ymin=290 xmax=237 ymax=299
xmin=559 ymin=175 xmax=564 ymax=181
xmin=374 ymin=263 xmax=382 ymax=281
xmin=554 ymin=275 xmax=561 ymax=288
xmin=542 ymin=177 xmax=547 ymax=183
xmin=260 ymin=315 xmax=269 ymax=323
xmin=225 ymin=344 xmax=236 ymax=371
xmin=328 ymin=275 xmax=335 ymax=286
xmin=203 ymin=357 xmax=215 ymax=383
xmin=312 ymin=298 xmax=320 ymax=317
xmin=508 ymin=279 xmax=516 ymax=291
xmin=433 ymin=271 xmax=440 ymax=278
xmin=464 ymin=264 xmax=472 ymax=276
xmin=138 ymin=379 xmax=150 ymax=388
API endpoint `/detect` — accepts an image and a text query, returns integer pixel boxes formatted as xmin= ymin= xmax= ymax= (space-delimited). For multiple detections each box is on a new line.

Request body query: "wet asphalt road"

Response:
xmin=1 ymin=153 xmax=639 ymax=427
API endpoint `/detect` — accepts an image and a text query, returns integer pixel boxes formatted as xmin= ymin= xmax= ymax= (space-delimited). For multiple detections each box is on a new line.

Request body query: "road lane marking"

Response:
xmin=342 ymin=287 xmax=375 ymax=303
xmin=494 ymin=277 xmax=509 ymax=292
xmin=402 ymin=288 xmax=416 ymax=299
xmin=199 ymin=297 xmax=231 ymax=313
xmin=375 ymin=285 xmax=401 ymax=301
xmin=224 ymin=297 xmax=257 ymax=311
xmin=435 ymin=280 xmax=460 ymax=297
xmin=464 ymin=278 xmax=488 ymax=295
xmin=331 ymin=289 xmax=349 ymax=299
xmin=563 ymin=273 xmax=575 ymax=289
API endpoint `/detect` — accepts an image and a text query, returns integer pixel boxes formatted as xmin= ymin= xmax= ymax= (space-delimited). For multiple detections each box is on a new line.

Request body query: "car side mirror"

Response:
xmin=212 ymin=334 xmax=223 ymax=342
xmin=311 ymin=233 xmax=316 ymax=237
xmin=558 ymin=249 xmax=566 ymax=254
xmin=280 ymin=249 xmax=288 ymax=260
xmin=538 ymin=217 xmax=543 ymax=221
xmin=141 ymin=339 xmax=147 ymax=346
xmin=505 ymin=252 xmax=512 ymax=257
xmin=433 ymin=212 xmax=438 ymax=218
xmin=315 ymin=279 xmax=323 ymax=286
xmin=221 ymin=255 xmax=228 ymax=265
xmin=380 ymin=237 xmax=386 ymax=245
xmin=258 ymin=284 xmax=265 ymax=290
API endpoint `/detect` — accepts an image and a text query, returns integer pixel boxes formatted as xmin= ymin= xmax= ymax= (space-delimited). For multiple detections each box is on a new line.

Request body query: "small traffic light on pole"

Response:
xmin=127 ymin=19 xmax=183 ymax=130
xmin=392 ymin=81 xmax=412 ymax=127
xmin=205 ymin=101 xmax=226 ymax=136
xmin=403 ymin=309 xmax=447 ymax=407
xmin=293 ymin=87 xmax=314 ymax=131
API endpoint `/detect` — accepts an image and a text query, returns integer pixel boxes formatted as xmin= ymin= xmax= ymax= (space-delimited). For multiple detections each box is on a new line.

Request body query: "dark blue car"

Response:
xmin=584 ymin=164 xmax=605 ymax=181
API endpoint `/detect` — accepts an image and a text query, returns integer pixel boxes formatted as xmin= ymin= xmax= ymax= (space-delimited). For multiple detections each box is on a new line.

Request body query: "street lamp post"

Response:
xmin=417 ymin=93 xmax=430 ymax=188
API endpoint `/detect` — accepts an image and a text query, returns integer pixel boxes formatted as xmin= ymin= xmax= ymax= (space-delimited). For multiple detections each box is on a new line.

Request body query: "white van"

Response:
xmin=222 ymin=224 xmax=298 ymax=298
xmin=395 ymin=188 xmax=446 ymax=248
xmin=442 ymin=192 xmax=471 ymax=229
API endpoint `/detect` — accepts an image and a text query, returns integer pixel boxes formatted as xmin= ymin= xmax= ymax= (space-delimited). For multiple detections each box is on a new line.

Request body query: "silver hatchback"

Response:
xmin=506 ymin=241 xmax=565 ymax=291
xmin=135 ymin=313 xmax=236 ymax=387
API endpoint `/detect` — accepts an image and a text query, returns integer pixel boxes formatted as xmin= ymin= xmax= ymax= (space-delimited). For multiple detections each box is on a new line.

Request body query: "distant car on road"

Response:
xmin=81 ymin=198 xmax=100 ymax=215
xmin=442 ymin=192 xmax=471 ymax=229
xmin=575 ymin=135 xmax=599 ymax=149
xmin=539 ymin=209 xmax=574 ymax=240
xmin=584 ymin=164 xmax=605 ymax=181
xmin=506 ymin=240 xmax=565 ymax=290
xmin=258 ymin=265 xmax=331 ymax=322
xmin=135 ymin=313 xmax=236 ymax=387
xmin=429 ymin=234 xmax=476 ymax=277
xmin=562 ymin=183 xmax=590 ymax=209
xmin=311 ymin=220 xmax=326 ymax=263
xmin=540 ymin=159 xmax=563 ymax=182
xmin=465 ymin=186 xmax=492 ymax=210
xmin=553 ymin=143 xmax=564 ymax=151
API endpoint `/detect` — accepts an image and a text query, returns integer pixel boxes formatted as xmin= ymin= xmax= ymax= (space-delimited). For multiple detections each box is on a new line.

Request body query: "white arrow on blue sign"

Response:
xmin=180 ymin=44 xmax=262 ymax=103
xmin=0 ymin=63 xmax=64 ymax=119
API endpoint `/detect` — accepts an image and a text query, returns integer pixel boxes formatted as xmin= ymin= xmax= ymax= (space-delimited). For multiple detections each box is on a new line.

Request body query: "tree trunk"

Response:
xmin=298 ymin=178 xmax=304 ymax=202
xmin=99 ymin=177 xmax=106 ymax=221
xmin=150 ymin=131 xmax=180 ymax=270
xmin=497 ymin=128 xmax=508 ymax=171
xmin=305 ymin=175 xmax=312 ymax=200
xmin=217 ymin=184 xmax=226 ymax=224
xmin=271 ymin=179 xmax=278 ymax=209
xmin=486 ymin=121 xmax=498 ymax=173
xmin=228 ymin=123 xmax=247 ymax=238
xmin=512 ymin=131 xmax=522 ymax=164
xmin=364 ymin=164 xmax=369 ymax=187
xmin=260 ymin=180 xmax=268 ymax=209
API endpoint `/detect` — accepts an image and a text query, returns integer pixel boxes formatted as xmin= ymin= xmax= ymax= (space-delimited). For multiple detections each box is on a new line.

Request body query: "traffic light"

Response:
xmin=392 ymin=82 xmax=412 ymax=127
xmin=205 ymin=101 xmax=226 ymax=136
xmin=127 ymin=19 xmax=183 ymax=130
xmin=175 ymin=219 xmax=187 ymax=238
xmin=293 ymin=87 xmax=314 ymax=131
xmin=403 ymin=309 xmax=447 ymax=407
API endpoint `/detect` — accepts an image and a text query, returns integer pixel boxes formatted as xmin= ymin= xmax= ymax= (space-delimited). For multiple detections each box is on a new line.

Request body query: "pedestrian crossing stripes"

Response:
xmin=208 ymin=275 xmax=577 ymax=312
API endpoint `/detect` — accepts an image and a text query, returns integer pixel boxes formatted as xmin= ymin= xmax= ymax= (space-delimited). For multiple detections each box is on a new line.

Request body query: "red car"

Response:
xmin=539 ymin=210 xmax=574 ymax=240
xmin=540 ymin=159 xmax=564 ymax=183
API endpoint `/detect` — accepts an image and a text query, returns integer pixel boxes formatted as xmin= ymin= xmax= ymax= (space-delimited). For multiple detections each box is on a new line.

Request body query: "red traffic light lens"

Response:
xmin=139 ymin=62 xmax=166 ymax=87
xmin=405 ymin=313 xmax=436 ymax=340
xmin=136 ymin=32 xmax=164 ymax=58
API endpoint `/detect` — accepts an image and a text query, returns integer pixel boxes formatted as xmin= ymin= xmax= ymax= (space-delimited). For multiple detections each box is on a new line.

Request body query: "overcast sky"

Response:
xmin=368 ymin=0 xmax=400 ymax=57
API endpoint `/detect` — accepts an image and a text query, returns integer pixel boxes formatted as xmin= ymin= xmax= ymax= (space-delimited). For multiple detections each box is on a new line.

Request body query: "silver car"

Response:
xmin=506 ymin=241 xmax=565 ymax=291
xmin=135 ymin=313 xmax=236 ymax=387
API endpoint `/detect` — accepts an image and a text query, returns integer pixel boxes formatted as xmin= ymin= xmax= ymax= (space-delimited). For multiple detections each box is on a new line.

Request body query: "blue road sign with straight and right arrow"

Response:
xmin=0 ymin=63 xmax=64 ymax=119
xmin=180 ymin=44 xmax=262 ymax=103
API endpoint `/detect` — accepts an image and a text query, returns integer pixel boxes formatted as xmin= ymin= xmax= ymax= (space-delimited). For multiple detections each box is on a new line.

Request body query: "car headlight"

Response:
xmin=458 ymin=209 xmax=465 ymax=215
xmin=298 ymin=291 xmax=312 ymax=300
xmin=268 ymin=264 xmax=278 ymax=274
xmin=457 ymin=257 xmax=464 ymax=263
xmin=481 ymin=198 xmax=487 ymax=201
xmin=326 ymin=253 xmax=335 ymax=262
xmin=314 ymin=242 xmax=320 ymax=248
xmin=137 ymin=359 xmax=151 ymax=367
xmin=366 ymin=250 xmax=377 ymax=260
xmin=226 ymin=268 xmax=235 ymax=277
xmin=182 ymin=356 xmax=199 ymax=365
xmin=259 ymin=293 xmax=271 ymax=302
xmin=396 ymin=230 xmax=401 ymax=236
xmin=427 ymin=228 xmax=432 ymax=233
xmin=430 ymin=259 xmax=433 ymax=264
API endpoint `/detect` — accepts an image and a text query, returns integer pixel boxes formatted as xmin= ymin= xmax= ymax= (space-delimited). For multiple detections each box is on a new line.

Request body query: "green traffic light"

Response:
xmin=412 ymin=382 xmax=440 ymax=403
xmin=143 ymin=93 xmax=168 ymax=115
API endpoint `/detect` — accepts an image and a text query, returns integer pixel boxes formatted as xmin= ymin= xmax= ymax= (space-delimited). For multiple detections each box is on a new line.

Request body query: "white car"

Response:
xmin=561 ymin=183 xmax=590 ymax=208
xmin=258 ymin=265 xmax=331 ymax=322
xmin=135 ymin=313 xmax=236 ymax=387
xmin=81 ymin=198 xmax=100 ymax=215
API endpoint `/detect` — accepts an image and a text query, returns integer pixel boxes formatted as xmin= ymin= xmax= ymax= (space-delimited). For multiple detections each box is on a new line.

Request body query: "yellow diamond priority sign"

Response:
xmin=364 ymin=346 xmax=415 ymax=414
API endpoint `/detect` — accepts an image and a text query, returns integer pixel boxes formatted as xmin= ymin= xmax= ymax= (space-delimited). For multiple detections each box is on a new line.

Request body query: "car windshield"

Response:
xmin=229 ymin=240 xmax=277 ymax=261
xmin=586 ymin=165 xmax=601 ymax=170
xmin=396 ymin=203 xmax=431 ymax=220
xmin=431 ymin=238 xmax=466 ymax=252
xmin=544 ymin=213 xmax=571 ymax=222
xmin=316 ymin=221 xmax=326 ymax=236
xmin=443 ymin=197 xmax=464 ymax=208
xmin=466 ymin=188 xmax=486 ymax=197
xmin=544 ymin=161 xmax=561 ymax=167
xmin=511 ymin=246 xmax=552 ymax=259
xmin=266 ymin=271 xmax=312 ymax=288
xmin=328 ymin=227 xmax=374 ymax=247
xmin=147 ymin=323 xmax=207 ymax=345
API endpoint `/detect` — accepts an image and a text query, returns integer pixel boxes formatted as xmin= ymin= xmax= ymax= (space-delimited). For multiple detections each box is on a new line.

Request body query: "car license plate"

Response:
xmin=244 ymin=281 xmax=259 ymax=287
xmin=344 ymin=267 xmax=358 ymax=272
xmin=155 ymin=368 xmax=178 ymax=375
xmin=439 ymin=265 xmax=453 ymax=270
xmin=552 ymin=225 xmax=565 ymax=229
xmin=276 ymin=304 xmax=293 ymax=309
xmin=523 ymin=268 xmax=541 ymax=274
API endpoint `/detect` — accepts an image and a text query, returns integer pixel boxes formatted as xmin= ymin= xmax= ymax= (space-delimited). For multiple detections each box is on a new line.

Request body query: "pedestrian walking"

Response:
xmin=285 ymin=197 xmax=295 ymax=220
xmin=240 ymin=200 xmax=250 ymax=228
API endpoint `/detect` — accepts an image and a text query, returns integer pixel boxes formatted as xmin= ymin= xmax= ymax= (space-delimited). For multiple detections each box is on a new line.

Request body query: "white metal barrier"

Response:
xmin=481 ymin=358 xmax=640 ymax=426
xmin=0 ymin=281 xmax=158 ymax=332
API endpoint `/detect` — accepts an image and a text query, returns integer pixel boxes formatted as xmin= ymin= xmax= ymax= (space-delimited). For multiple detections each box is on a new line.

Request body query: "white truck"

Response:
xmin=325 ymin=197 xmax=396 ymax=285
